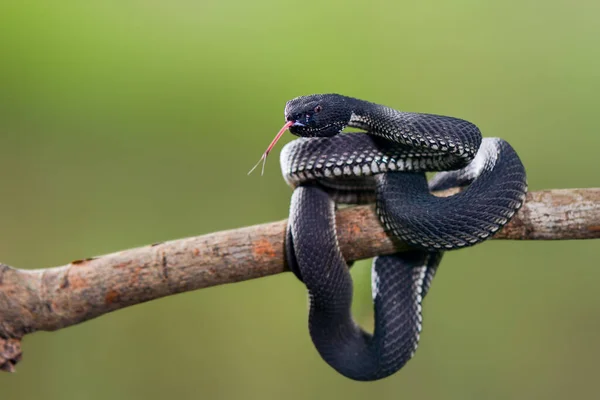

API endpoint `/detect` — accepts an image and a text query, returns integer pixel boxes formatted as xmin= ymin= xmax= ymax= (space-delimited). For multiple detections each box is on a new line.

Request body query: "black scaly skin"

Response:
xmin=280 ymin=94 xmax=528 ymax=381
xmin=286 ymin=186 xmax=442 ymax=381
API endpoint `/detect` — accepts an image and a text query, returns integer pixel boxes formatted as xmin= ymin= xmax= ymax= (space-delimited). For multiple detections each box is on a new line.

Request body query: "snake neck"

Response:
xmin=344 ymin=98 xmax=414 ymax=141
xmin=345 ymin=99 xmax=393 ymax=133
xmin=345 ymin=98 xmax=481 ymax=161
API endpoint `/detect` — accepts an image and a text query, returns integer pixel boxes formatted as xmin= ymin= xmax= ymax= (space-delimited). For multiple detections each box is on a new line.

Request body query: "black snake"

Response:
xmin=251 ymin=94 xmax=527 ymax=381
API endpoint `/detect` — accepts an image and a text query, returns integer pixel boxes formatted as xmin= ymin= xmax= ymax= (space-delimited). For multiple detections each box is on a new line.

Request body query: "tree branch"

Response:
xmin=1 ymin=188 xmax=599 ymax=372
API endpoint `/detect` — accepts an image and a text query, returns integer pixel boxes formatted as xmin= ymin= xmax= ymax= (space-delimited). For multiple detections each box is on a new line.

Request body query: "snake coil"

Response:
xmin=265 ymin=94 xmax=527 ymax=381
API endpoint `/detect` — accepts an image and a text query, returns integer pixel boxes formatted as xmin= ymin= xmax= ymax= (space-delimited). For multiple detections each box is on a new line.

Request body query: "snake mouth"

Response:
xmin=289 ymin=121 xmax=347 ymax=137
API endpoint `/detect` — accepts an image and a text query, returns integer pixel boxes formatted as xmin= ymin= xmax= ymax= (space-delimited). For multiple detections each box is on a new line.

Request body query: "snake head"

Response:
xmin=285 ymin=94 xmax=352 ymax=137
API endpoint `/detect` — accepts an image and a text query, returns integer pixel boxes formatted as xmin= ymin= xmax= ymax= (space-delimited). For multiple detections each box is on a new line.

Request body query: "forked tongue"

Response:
xmin=248 ymin=120 xmax=294 ymax=175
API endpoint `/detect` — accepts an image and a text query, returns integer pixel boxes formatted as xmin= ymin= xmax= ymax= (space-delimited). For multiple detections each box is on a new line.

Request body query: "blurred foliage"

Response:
xmin=0 ymin=1 xmax=599 ymax=399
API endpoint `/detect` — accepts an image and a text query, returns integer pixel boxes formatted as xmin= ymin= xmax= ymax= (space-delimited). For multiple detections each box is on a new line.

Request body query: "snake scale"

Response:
xmin=251 ymin=94 xmax=527 ymax=381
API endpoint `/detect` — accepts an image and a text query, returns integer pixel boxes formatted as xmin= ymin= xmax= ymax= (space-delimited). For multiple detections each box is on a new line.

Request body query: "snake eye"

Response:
xmin=314 ymin=105 xmax=322 ymax=113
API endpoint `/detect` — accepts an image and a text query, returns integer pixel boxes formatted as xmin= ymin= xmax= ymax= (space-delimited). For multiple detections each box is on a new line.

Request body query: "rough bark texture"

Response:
xmin=0 ymin=188 xmax=599 ymax=372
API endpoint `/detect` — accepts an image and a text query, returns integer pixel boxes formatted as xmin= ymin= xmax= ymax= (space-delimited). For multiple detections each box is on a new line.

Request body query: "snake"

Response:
xmin=250 ymin=94 xmax=527 ymax=381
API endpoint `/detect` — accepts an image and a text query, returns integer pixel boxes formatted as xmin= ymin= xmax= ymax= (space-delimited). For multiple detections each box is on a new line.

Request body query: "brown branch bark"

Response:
xmin=1 ymin=188 xmax=599 ymax=372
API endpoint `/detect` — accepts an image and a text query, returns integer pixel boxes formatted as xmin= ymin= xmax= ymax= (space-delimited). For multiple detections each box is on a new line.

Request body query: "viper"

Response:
xmin=250 ymin=94 xmax=527 ymax=381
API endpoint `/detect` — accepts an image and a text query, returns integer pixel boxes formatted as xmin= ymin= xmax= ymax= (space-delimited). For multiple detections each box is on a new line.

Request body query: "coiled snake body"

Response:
xmin=256 ymin=94 xmax=527 ymax=381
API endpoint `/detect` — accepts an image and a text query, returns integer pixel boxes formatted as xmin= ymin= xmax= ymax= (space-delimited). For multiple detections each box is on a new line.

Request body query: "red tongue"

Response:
xmin=248 ymin=120 xmax=294 ymax=176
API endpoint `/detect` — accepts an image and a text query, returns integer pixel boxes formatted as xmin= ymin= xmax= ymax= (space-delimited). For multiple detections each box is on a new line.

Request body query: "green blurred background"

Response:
xmin=1 ymin=1 xmax=598 ymax=399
